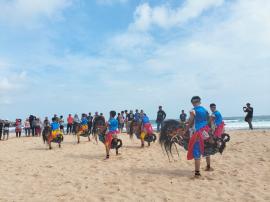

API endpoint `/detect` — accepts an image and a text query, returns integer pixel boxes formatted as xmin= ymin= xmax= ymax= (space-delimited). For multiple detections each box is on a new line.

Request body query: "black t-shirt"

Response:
xmin=29 ymin=115 xmax=35 ymax=126
xmin=127 ymin=113 xmax=134 ymax=121
xmin=0 ymin=122 xmax=3 ymax=129
xmin=245 ymin=107 xmax=253 ymax=118
xmin=156 ymin=110 xmax=166 ymax=122
xmin=4 ymin=123 xmax=10 ymax=130
xmin=180 ymin=113 xmax=187 ymax=122
xmin=87 ymin=116 xmax=93 ymax=125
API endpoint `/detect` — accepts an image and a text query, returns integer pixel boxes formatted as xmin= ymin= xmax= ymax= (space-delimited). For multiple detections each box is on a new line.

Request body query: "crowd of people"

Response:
xmin=1 ymin=98 xmax=254 ymax=177
xmin=0 ymin=108 xmax=157 ymax=140
xmin=0 ymin=102 xmax=254 ymax=142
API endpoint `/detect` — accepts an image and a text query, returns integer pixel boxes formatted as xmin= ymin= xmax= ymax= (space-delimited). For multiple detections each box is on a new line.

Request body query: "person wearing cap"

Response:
xmin=210 ymin=103 xmax=225 ymax=138
xmin=243 ymin=103 xmax=253 ymax=130
xmin=185 ymin=96 xmax=211 ymax=177
xmin=156 ymin=106 xmax=166 ymax=132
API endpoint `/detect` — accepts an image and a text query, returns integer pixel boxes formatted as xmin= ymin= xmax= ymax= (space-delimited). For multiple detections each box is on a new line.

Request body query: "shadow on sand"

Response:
xmin=65 ymin=153 xmax=104 ymax=160
xmin=128 ymin=167 xmax=192 ymax=178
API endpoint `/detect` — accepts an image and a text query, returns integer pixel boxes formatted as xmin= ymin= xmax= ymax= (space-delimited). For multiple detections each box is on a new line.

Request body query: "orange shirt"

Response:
xmin=67 ymin=116 xmax=73 ymax=124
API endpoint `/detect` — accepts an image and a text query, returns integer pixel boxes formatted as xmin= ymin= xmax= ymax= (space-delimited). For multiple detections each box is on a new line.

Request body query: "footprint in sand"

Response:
xmin=258 ymin=157 xmax=266 ymax=162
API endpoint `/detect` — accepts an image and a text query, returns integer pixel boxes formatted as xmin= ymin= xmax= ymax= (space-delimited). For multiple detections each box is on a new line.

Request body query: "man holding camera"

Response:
xmin=243 ymin=103 xmax=253 ymax=130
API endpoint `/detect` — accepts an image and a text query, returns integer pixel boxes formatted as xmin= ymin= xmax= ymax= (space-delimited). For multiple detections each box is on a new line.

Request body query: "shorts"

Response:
xmin=193 ymin=141 xmax=201 ymax=160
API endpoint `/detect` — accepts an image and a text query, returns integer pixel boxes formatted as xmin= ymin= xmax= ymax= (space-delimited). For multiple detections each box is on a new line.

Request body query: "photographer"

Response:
xmin=243 ymin=103 xmax=253 ymax=130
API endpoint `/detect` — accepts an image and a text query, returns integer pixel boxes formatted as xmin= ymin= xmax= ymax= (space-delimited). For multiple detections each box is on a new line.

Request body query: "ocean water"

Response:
xmin=150 ymin=115 xmax=270 ymax=130
xmin=6 ymin=116 xmax=270 ymax=133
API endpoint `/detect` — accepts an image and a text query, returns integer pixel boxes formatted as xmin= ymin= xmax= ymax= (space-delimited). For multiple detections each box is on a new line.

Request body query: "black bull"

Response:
xmin=42 ymin=126 xmax=64 ymax=149
xmin=159 ymin=120 xmax=230 ymax=161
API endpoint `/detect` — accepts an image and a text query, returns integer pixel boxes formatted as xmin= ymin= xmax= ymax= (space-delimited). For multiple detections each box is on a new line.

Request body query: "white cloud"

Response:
xmin=131 ymin=0 xmax=224 ymax=31
xmin=1 ymin=0 xmax=270 ymax=118
xmin=0 ymin=0 xmax=73 ymax=25
xmin=96 ymin=0 xmax=128 ymax=5
xmin=103 ymin=0 xmax=270 ymax=116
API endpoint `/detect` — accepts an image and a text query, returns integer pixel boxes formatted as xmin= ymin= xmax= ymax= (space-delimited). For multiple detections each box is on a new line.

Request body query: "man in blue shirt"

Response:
xmin=105 ymin=111 xmax=119 ymax=159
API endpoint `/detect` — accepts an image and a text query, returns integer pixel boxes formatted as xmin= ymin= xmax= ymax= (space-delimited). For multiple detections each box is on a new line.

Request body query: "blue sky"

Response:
xmin=0 ymin=0 xmax=270 ymax=120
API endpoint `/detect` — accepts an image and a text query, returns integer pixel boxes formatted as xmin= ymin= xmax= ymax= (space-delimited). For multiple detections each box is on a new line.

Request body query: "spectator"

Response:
xmin=15 ymin=119 xmax=22 ymax=138
xmin=87 ymin=113 xmax=93 ymax=134
xmin=117 ymin=113 xmax=124 ymax=133
xmin=156 ymin=106 xmax=166 ymax=132
xmin=59 ymin=115 xmax=65 ymax=135
xmin=29 ymin=115 xmax=35 ymax=136
xmin=126 ymin=110 xmax=134 ymax=134
xmin=35 ymin=118 xmax=42 ymax=136
xmin=67 ymin=114 xmax=73 ymax=135
xmin=43 ymin=117 xmax=50 ymax=127
xmin=134 ymin=109 xmax=140 ymax=122
xmin=24 ymin=118 xmax=31 ymax=137
xmin=3 ymin=120 xmax=10 ymax=140
xmin=0 ymin=120 xmax=3 ymax=140
xmin=243 ymin=103 xmax=253 ymax=130
xmin=180 ymin=110 xmax=187 ymax=122
xmin=73 ymin=114 xmax=80 ymax=134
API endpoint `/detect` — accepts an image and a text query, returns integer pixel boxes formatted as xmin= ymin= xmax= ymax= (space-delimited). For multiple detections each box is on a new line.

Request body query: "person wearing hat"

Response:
xmin=156 ymin=106 xmax=166 ymax=132
xmin=243 ymin=103 xmax=253 ymax=130
xmin=185 ymin=96 xmax=211 ymax=178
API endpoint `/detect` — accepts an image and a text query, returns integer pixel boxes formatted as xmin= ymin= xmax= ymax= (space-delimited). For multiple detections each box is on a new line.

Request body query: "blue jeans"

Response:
xmin=157 ymin=121 xmax=163 ymax=132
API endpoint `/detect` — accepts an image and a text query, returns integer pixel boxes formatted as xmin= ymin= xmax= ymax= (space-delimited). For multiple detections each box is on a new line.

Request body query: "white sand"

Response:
xmin=0 ymin=130 xmax=269 ymax=202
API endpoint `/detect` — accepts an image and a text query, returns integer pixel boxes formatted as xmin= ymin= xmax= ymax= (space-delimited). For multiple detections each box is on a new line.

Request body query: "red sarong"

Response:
xmin=187 ymin=126 xmax=210 ymax=160
xmin=144 ymin=123 xmax=153 ymax=134
xmin=214 ymin=122 xmax=225 ymax=138
xmin=105 ymin=130 xmax=119 ymax=147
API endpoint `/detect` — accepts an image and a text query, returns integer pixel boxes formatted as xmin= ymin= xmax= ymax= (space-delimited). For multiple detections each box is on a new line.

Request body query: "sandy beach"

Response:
xmin=0 ymin=130 xmax=269 ymax=202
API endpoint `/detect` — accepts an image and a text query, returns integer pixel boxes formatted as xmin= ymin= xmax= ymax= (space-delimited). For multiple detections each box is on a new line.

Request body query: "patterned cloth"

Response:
xmin=214 ymin=121 xmax=225 ymax=138
xmin=80 ymin=124 xmax=88 ymax=132
xmin=187 ymin=125 xmax=210 ymax=160
xmin=105 ymin=130 xmax=119 ymax=148
xmin=49 ymin=129 xmax=63 ymax=143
